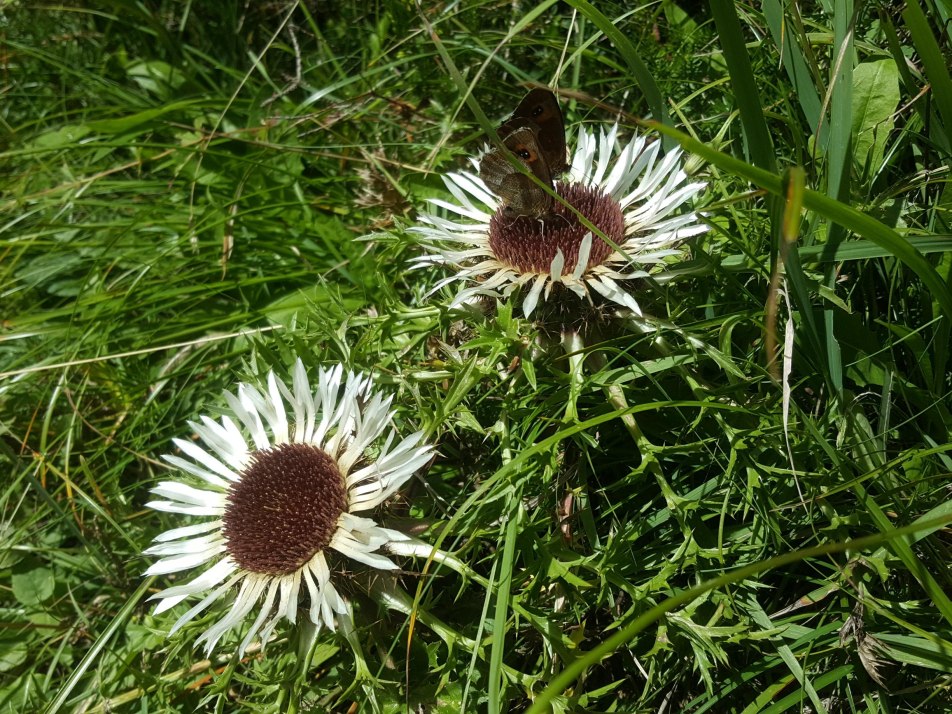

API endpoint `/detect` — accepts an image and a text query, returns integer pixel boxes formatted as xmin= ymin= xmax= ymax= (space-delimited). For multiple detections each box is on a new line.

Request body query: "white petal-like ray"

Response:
xmin=330 ymin=528 xmax=400 ymax=570
xmin=144 ymin=532 xmax=221 ymax=556
xmin=166 ymin=576 xmax=239 ymax=632
xmin=574 ymin=233 xmax=593 ymax=281
xmin=145 ymin=500 xmax=222 ymax=517
xmin=151 ymin=520 xmax=221 ymax=543
xmin=550 ymin=249 xmax=566 ymax=283
xmin=223 ymin=389 xmax=269 ymax=451
xmin=522 ymin=273 xmax=548 ymax=317
xmin=305 ymin=553 xmax=340 ymax=630
xmin=292 ymin=359 xmax=315 ymax=443
xmin=265 ymin=371 xmax=289 ymax=444
xmin=150 ymin=480 xmax=220 ymax=507
xmin=313 ymin=364 xmax=343 ymax=445
xmin=144 ymin=545 xmax=225 ymax=576
xmin=149 ymin=558 xmax=238 ymax=609
xmin=239 ymin=578 xmax=280 ymax=655
xmin=160 ymin=454 xmax=230 ymax=489
xmin=170 ymin=438 xmax=235 ymax=483
xmin=189 ymin=417 xmax=244 ymax=471
xmin=197 ymin=575 xmax=269 ymax=653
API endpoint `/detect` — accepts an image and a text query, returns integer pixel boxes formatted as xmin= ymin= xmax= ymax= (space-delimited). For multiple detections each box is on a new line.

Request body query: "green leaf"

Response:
xmin=11 ymin=560 xmax=55 ymax=606
xmin=851 ymin=60 xmax=900 ymax=181
xmin=84 ymin=101 xmax=201 ymax=134
xmin=28 ymin=124 xmax=92 ymax=149
xmin=261 ymin=285 xmax=362 ymax=326
xmin=877 ymin=632 xmax=952 ymax=671
xmin=125 ymin=60 xmax=187 ymax=98
xmin=0 ymin=637 xmax=30 ymax=673
xmin=709 ymin=0 xmax=776 ymax=173
xmin=547 ymin=558 xmax=594 ymax=588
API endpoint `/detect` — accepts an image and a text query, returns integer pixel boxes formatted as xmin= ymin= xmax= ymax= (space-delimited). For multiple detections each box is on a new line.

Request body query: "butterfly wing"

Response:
xmin=479 ymin=124 xmax=552 ymax=216
xmin=509 ymin=89 xmax=567 ymax=176
xmin=478 ymin=88 xmax=567 ymax=217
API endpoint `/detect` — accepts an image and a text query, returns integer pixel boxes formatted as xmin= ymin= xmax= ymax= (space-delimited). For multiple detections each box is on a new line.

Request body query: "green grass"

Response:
xmin=2 ymin=1 xmax=951 ymax=712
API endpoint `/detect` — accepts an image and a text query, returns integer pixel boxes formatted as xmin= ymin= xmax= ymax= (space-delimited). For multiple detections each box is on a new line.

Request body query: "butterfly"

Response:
xmin=478 ymin=88 xmax=568 ymax=218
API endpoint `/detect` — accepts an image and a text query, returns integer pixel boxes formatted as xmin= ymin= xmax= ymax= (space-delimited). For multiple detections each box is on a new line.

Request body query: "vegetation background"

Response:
xmin=2 ymin=0 xmax=951 ymax=711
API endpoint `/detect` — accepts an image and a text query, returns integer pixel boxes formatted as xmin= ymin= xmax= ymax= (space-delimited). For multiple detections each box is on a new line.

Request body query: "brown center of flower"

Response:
xmin=222 ymin=442 xmax=348 ymax=575
xmin=487 ymin=182 xmax=625 ymax=275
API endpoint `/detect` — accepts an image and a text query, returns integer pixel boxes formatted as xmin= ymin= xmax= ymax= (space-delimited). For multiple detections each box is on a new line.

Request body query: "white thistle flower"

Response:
xmin=412 ymin=125 xmax=707 ymax=317
xmin=143 ymin=360 xmax=432 ymax=656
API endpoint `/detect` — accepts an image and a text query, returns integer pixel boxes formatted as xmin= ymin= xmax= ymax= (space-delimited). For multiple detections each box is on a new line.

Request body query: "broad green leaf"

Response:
xmin=0 ymin=638 xmax=30 ymax=673
xmin=11 ymin=561 xmax=55 ymax=606
xmin=851 ymin=60 xmax=900 ymax=182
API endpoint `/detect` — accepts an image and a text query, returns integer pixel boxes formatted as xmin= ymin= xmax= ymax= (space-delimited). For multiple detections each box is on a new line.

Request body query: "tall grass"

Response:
xmin=2 ymin=2 xmax=950 ymax=712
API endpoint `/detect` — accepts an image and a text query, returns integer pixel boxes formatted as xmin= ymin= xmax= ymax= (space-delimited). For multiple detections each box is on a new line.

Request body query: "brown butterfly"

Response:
xmin=479 ymin=89 xmax=568 ymax=218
